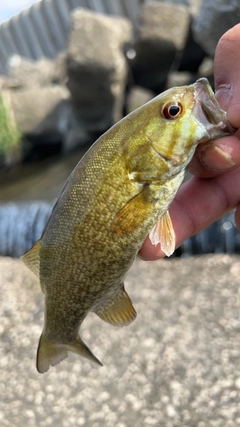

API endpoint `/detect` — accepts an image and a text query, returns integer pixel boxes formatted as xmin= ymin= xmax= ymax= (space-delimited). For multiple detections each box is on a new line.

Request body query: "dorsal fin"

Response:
xmin=94 ymin=285 xmax=136 ymax=326
xmin=20 ymin=239 xmax=42 ymax=278
xmin=149 ymin=210 xmax=175 ymax=257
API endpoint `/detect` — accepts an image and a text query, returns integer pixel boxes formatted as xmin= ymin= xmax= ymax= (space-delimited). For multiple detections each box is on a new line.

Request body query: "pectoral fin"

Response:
xmin=21 ymin=239 xmax=42 ymax=278
xmin=149 ymin=210 xmax=175 ymax=257
xmin=112 ymin=187 xmax=154 ymax=234
xmin=95 ymin=285 xmax=136 ymax=326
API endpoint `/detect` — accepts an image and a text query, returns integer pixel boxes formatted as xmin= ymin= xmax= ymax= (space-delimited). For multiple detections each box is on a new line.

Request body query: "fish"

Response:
xmin=21 ymin=78 xmax=236 ymax=373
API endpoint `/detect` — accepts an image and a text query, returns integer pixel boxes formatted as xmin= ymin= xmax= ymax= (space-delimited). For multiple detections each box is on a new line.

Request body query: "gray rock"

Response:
xmin=1 ymin=254 xmax=240 ymax=426
xmin=0 ymin=75 xmax=23 ymax=90
xmin=128 ymin=1 xmax=190 ymax=93
xmin=138 ymin=2 xmax=190 ymax=51
xmin=125 ymin=85 xmax=154 ymax=114
xmin=66 ymin=8 xmax=132 ymax=134
xmin=53 ymin=52 xmax=68 ymax=84
xmin=166 ymin=70 xmax=193 ymax=88
xmin=177 ymin=19 xmax=207 ymax=74
xmin=62 ymin=113 xmax=95 ymax=153
xmin=188 ymin=0 xmax=202 ymax=16
xmin=193 ymin=0 xmax=240 ymax=56
xmin=7 ymin=55 xmax=63 ymax=88
xmin=4 ymin=85 xmax=70 ymax=139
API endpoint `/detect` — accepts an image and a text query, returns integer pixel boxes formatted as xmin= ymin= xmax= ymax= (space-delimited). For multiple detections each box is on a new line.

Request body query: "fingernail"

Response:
xmin=200 ymin=145 xmax=236 ymax=170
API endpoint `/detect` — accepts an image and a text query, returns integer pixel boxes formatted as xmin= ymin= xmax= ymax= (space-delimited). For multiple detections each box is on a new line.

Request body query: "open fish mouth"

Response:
xmin=193 ymin=77 xmax=237 ymax=140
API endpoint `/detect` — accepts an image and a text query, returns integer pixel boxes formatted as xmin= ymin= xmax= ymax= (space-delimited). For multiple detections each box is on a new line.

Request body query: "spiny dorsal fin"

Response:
xmin=20 ymin=239 xmax=42 ymax=278
xmin=95 ymin=285 xmax=137 ymax=326
xmin=112 ymin=187 xmax=154 ymax=234
xmin=149 ymin=210 xmax=175 ymax=257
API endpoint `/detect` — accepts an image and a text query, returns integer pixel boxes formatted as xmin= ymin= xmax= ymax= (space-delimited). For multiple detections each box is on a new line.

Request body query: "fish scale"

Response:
xmin=21 ymin=78 xmax=236 ymax=373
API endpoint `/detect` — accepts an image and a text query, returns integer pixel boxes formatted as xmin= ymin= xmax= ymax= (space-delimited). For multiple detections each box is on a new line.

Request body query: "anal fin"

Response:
xmin=149 ymin=210 xmax=175 ymax=257
xmin=95 ymin=285 xmax=136 ymax=327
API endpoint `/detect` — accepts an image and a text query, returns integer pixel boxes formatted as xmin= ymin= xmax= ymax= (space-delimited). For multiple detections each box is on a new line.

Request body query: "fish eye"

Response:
xmin=162 ymin=102 xmax=183 ymax=120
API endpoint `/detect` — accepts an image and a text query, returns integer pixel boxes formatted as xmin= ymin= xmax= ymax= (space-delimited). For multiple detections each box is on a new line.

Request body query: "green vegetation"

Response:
xmin=0 ymin=92 xmax=21 ymax=165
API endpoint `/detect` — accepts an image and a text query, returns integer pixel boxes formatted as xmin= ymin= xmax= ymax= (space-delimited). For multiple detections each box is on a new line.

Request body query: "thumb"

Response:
xmin=214 ymin=23 xmax=240 ymax=129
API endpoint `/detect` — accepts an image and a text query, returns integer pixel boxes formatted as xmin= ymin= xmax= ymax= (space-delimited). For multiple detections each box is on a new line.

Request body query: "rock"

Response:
xmin=138 ymin=1 xmax=190 ymax=51
xmin=166 ymin=70 xmax=194 ymax=88
xmin=0 ymin=75 xmax=22 ymax=90
xmin=127 ymin=1 xmax=191 ymax=93
xmin=192 ymin=0 xmax=240 ymax=56
xmin=0 ymin=91 xmax=22 ymax=169
xmin=188 ymin=0 xmax=202 ymax=16
xmin=125 ymin=86 xmax=154 ymax=114
xmin=7 ymin=55 xmax=65 ymax=88
xmin=62 ymin=112 xmax=95 ymax=153
xmin=127 ymin=37 xmax=176 ymax=94
xmin=4 ymin=85 xmax=71 ymax=149
xmin=53 ymin=52 xmax=68 ymax=84
xmin=66 ymin=8 xmax=132 ymax=136
xmin=0 ymin=53 xmax=67 ymax=90
xmin=178 ymin=20 xmax=207 ymax=73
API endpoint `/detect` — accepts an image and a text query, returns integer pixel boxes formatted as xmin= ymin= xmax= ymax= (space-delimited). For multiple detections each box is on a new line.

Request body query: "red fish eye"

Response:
xmin=162 ymin=102 xmax=182 ymax=120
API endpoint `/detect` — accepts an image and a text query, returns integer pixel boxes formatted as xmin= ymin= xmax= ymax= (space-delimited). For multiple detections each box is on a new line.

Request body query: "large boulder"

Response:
xmin=66 ymin=8 xmax=132 ymax=138
xmin=137 ymin=1 xmax=190 ymax=51
xmin=177 ymin=20 xmax=207 ymax=74
xmin=7 ymin=54 xmax=67 ymax=88
xmin=2 ymin=85 xmax=71 ymax=154
xmin=192 ymin=0 xmax=240 ymax=57
xmin=128 ymin=1 xmax=191 ymax=94
xmin=0 ymin=53 xmax=71 ymax=163
xmin=125 ymin=86 xmax=154 ymax=115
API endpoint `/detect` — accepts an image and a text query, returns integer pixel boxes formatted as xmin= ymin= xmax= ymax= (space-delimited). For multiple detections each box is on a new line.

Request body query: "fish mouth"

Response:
xmin=193 ymin=77 xmax=237 ymax=140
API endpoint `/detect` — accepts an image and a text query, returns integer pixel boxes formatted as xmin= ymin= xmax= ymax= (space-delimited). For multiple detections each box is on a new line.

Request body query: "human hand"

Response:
xmin=139 ymin=23 xmax=240 ymax=260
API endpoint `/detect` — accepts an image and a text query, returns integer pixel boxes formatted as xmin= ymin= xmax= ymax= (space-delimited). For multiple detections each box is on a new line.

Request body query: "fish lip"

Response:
xmin=193 ymin=77 xmax=237 ymax=140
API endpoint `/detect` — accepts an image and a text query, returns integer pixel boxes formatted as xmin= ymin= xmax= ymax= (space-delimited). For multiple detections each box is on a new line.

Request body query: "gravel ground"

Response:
xmin=1 ymin=254 xmax=240 ymax=427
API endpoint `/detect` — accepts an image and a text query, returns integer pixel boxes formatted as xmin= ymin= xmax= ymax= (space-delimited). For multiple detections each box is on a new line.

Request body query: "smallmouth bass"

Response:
xmin=21 ymin=78 xmax=236 ymax=373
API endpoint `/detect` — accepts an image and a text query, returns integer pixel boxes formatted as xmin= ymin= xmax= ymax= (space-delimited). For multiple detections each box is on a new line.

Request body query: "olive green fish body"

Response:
xmin=21 ymin=78 xmax=236 ymax=372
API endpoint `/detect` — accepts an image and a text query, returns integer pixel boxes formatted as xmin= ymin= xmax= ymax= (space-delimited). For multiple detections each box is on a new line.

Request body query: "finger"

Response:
xmin=235 ymin=204 xmax=240 ymax=229
xmin=188 ymin=134 xmax=240 ymax=177
xmin=139 ymin=167 xmax=240 ymax=260
xmin=214 ymin=23 xmax=240 ymax=128
xmin=188 ymin=24 xmax=240 ymax=178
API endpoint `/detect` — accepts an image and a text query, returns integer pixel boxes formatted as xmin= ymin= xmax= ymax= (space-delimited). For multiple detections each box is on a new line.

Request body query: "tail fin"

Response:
xmin=36 ymin=333 xmax=103 ymax=373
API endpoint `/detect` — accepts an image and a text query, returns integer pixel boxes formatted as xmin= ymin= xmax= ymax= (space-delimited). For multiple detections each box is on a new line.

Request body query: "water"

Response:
xmin=0 ymin=202 xmax=53 ymax=257
xmin=179 ymin=211 xmax=240 ymax=257
xmin=0 ymin=202 xmax=239 ymax=258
